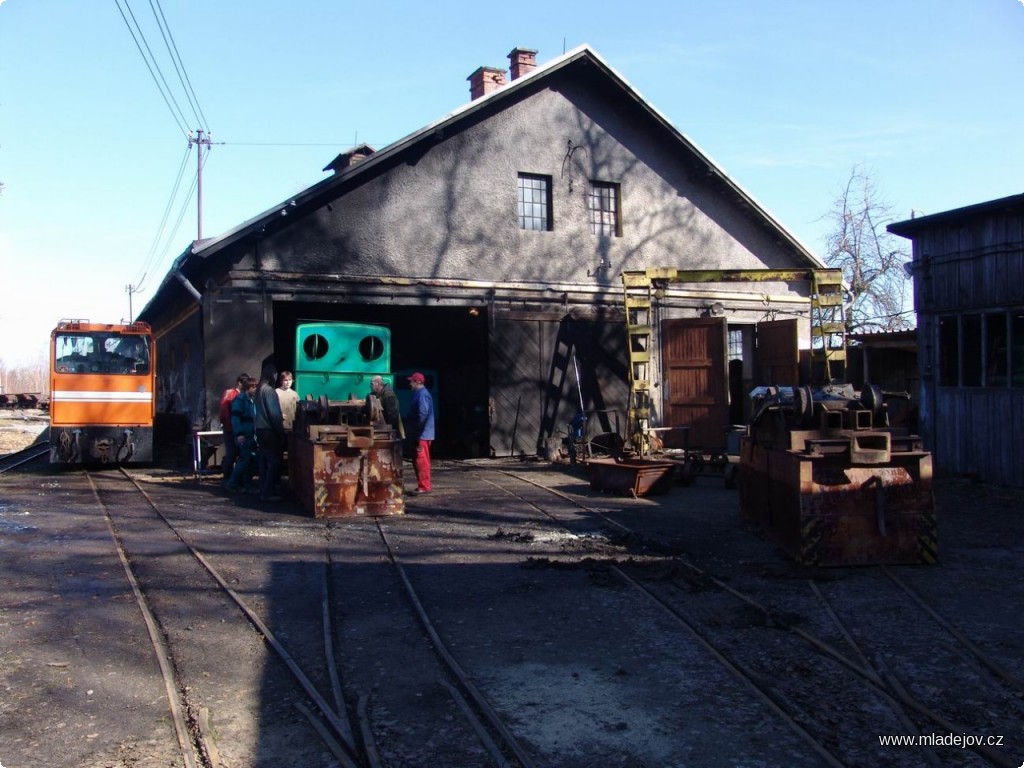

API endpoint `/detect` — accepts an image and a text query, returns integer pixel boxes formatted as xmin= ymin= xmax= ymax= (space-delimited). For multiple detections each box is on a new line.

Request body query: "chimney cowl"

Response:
xmin=508 ymin=47 xmax=538 ymax=80
xmin=322 ymin=143 xmax=376 ymax=174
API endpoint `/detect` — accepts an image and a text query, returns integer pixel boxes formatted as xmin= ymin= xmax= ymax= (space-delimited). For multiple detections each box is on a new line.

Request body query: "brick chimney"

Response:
xmin=467 ymin=66 xmax=507 ymax=100
xmin=508 ymin=48 xmax=538 ymax=80
xmin=322 ymin=143 xmax=376 ymax=174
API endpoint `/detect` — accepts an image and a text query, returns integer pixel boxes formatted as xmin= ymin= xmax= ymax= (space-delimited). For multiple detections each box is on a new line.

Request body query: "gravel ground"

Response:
xmin=0 ymin=409 xmax=48 ymax=454
xmin=1 ymin=415 xmax=1022 ymax=767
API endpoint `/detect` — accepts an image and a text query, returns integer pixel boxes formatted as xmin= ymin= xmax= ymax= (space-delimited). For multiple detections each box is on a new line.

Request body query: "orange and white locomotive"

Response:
xmin=49 ymin=319 xmax=156 ymax=464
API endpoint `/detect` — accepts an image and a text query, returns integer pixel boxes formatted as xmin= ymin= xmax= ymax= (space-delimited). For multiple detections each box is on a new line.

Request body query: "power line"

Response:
xmin=113 ymin=0 xmax=191 ymax=137
xmin=113 ymin=0 xmax=214 ymax=295
xmin=220 ymin=141 xmax=374 ymax=147
xmin=148 ymin=0 xmax=209 ymax=132
xmin=136 ymin=161 xmax=202 ymax=299
xmin=133 ymin=144 xmax=192 ymax=290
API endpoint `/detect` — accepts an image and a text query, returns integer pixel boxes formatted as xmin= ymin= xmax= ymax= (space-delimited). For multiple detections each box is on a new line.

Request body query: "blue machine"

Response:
xmin=294 ymin=322 xmax=393 ymax=402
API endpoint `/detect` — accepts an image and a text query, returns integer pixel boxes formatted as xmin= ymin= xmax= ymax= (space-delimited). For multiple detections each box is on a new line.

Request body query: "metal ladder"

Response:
xmin=810 ymin=271 xmax=848 ymax=384
xmin=622 ymin=267 xmax=848 ymax=454
xmin=623 ymin=272 xmax=656 ymax=456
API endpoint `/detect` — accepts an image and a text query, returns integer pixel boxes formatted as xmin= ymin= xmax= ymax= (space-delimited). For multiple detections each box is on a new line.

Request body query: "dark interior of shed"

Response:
xmin=272 ymin=302 xmax=492 ymax=458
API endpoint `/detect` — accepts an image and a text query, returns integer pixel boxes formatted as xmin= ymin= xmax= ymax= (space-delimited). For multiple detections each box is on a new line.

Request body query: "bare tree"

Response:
xmin=823 ymin=166 xmax=912 ymax=332
xmin=0 ymin=357 xmax=49 ymax=397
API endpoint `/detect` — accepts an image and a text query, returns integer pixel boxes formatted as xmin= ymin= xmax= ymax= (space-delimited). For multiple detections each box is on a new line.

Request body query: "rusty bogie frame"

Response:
xmin=739 ymin=385 xmax=936 ymax=566
xmin=288 ymin=397 xmax=405 ymax=518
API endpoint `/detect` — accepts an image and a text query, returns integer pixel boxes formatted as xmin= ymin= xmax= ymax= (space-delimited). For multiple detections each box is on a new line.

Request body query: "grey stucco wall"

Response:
xmin=202 ymin=296 xmax=276 ymax=429
xmin=252 ymin=77 xmax=810 ymax=299
xmin=152 ymin=307 xmax=205 ymax=436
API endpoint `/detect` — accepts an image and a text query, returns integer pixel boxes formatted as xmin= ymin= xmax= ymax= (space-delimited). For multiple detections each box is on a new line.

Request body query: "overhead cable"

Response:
xmin=113 ymin=0 xmax=190 ymax=137
xmin=148 ymin=0 xmax=209 ymax=132
xmin=220 ymin=141 xmax=370 ymax=147
xmin=134 ymin=143 xmax=193 ymax=291
xmin=143 ymin=167 xmax=201 ymax=295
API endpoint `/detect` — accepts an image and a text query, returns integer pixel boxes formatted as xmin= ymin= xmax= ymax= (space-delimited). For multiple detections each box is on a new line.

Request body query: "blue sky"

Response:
xmin=2 ymin=0 xmax=1022 ymax=366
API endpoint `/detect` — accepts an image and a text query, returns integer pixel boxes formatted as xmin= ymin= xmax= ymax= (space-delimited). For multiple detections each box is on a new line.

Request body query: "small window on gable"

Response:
xmin=518 ymin=173 xmax=552 ymax=231
xmin=589 ymin=181 xmax=620 ymax=237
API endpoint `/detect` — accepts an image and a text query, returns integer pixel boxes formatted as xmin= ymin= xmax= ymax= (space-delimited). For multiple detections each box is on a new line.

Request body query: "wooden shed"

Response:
xmin=889 ymin=194 xmax=1024 ymax=486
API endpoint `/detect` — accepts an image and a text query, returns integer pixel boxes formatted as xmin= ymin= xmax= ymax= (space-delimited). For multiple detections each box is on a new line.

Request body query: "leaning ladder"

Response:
xmin=622 ymin=267 xmax=848 ymax=453
xmin=810 ymin=271 xmax=848 ymax=384
xmin=623 ymin=272 xmax=656 ymax=456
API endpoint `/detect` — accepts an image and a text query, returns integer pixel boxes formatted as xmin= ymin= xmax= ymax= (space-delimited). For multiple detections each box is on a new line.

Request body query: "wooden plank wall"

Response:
xmin=916 ymin=207 xmax=1024 ymax=486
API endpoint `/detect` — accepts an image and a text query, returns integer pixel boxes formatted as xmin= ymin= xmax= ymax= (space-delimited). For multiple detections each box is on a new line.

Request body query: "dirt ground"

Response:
xmin=0 ymin=408 xmax=48 ymax=454
xmin=2 ymin=412 xmax=1022 ymax=767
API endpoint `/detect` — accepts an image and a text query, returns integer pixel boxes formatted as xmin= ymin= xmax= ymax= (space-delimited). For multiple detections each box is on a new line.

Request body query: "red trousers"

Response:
xmin=413 ymin=439 xmax=432 ymax=491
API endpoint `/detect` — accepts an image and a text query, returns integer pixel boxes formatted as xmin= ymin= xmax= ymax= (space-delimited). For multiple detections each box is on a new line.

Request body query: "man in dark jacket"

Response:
xmin=369 ymin=375 xmax=403 ymax=436
xmin=219 ymin=372 xmax=249 ymax=481
xmin=254 ymin=363 xmax=286 ymax=502
xmin=225 ymin=375 xmax=258 ymax=493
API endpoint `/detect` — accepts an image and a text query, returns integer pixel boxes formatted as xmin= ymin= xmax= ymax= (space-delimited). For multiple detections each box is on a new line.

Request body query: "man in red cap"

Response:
xmin=404 ymin=372 xmax=434 ymax=493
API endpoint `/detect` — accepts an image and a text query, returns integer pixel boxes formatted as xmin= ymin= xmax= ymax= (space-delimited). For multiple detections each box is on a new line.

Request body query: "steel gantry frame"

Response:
xmin=622 ymin=267 xmax=847 ymax=456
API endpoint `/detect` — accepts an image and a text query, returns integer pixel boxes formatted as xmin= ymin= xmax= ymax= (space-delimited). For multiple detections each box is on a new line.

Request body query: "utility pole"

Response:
xmin=126 ymin=284 xmax=136 ymax=321
xmin=189 ymin=129 xmax=212 ymax=240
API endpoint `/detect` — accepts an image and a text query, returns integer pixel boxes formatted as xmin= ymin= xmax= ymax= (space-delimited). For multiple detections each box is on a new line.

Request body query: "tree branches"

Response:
xmin=823 ymin=166 xmax=913 ymax=332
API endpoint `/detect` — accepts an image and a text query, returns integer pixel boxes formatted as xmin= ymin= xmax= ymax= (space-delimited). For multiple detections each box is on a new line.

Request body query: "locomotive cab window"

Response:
xmin=54 ymin=333 xmax=151 ymax=375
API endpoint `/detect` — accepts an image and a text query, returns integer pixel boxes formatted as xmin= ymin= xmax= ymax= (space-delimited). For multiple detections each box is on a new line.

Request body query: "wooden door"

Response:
xmin=662 ymin=318 xmax=728 ymax=451
xmin=754 ymin=319 xmax=799 ymax=386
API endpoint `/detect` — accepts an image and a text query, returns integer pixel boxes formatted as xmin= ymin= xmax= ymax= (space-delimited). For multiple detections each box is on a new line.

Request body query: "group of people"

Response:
xmin=218 ymin=365 xmax=296 ymax=503
xmin=219 ymin=366 xmax=434 ymax=498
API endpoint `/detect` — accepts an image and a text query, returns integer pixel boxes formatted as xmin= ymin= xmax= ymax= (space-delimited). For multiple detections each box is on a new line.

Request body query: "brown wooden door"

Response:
xmin=662 ymin=318 xmax=728 ymax=451
xmin=754 ymin=319 xmax=799 ymax=386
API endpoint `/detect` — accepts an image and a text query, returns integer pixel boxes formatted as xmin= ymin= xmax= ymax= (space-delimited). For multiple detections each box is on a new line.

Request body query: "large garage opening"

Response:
xmin=273 ymin=302 xmax=491 ymax=458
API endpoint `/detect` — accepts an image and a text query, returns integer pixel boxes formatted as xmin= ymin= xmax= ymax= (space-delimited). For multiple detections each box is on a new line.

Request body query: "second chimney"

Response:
xmin=468 ymin=66 xmax=507 ymax=100
xmin=508 ymin=47 xmax=538 ymax=80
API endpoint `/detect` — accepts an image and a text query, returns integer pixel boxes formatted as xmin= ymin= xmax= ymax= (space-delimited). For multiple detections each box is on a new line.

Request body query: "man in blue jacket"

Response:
xmin=405 ymin=372 xmax=434 ymax=494
xmin=225 ymin=375 xmax=258 ymax=494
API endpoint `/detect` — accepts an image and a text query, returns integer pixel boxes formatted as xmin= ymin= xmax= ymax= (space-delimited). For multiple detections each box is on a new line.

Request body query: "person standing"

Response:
xmin=404 ymin=371 xmax=434 ymax=494
xmin=276 ymin=370 xmax=299 ymax=431
xmin=254 ymin=363 xmax=286 ymax=502
xmin=219 ymin=372 xmax=250 ymax=482
xmin=369 ymin=375 xmax=403 ymax=437
xmin=225 ymin=376 xmax=259 ymax=493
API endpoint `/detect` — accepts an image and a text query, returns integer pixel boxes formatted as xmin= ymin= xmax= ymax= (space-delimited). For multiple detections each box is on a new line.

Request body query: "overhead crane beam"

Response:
xmin=621 ymin=267 xmax=848 ymax=456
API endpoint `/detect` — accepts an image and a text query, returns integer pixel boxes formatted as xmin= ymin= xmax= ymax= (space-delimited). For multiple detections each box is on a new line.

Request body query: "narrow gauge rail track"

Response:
xmin=0 ymin=442 xmax=50 ymax=473
xmin=465 ymin=463 xmax=1020 ymax=768
xmin=14 ymin=459 xmax=1019 ymax=766
xmin=87 ymin=468 xmax=539 ymax=768
xmin=87 ymin=468 xmax=359 ymax=768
